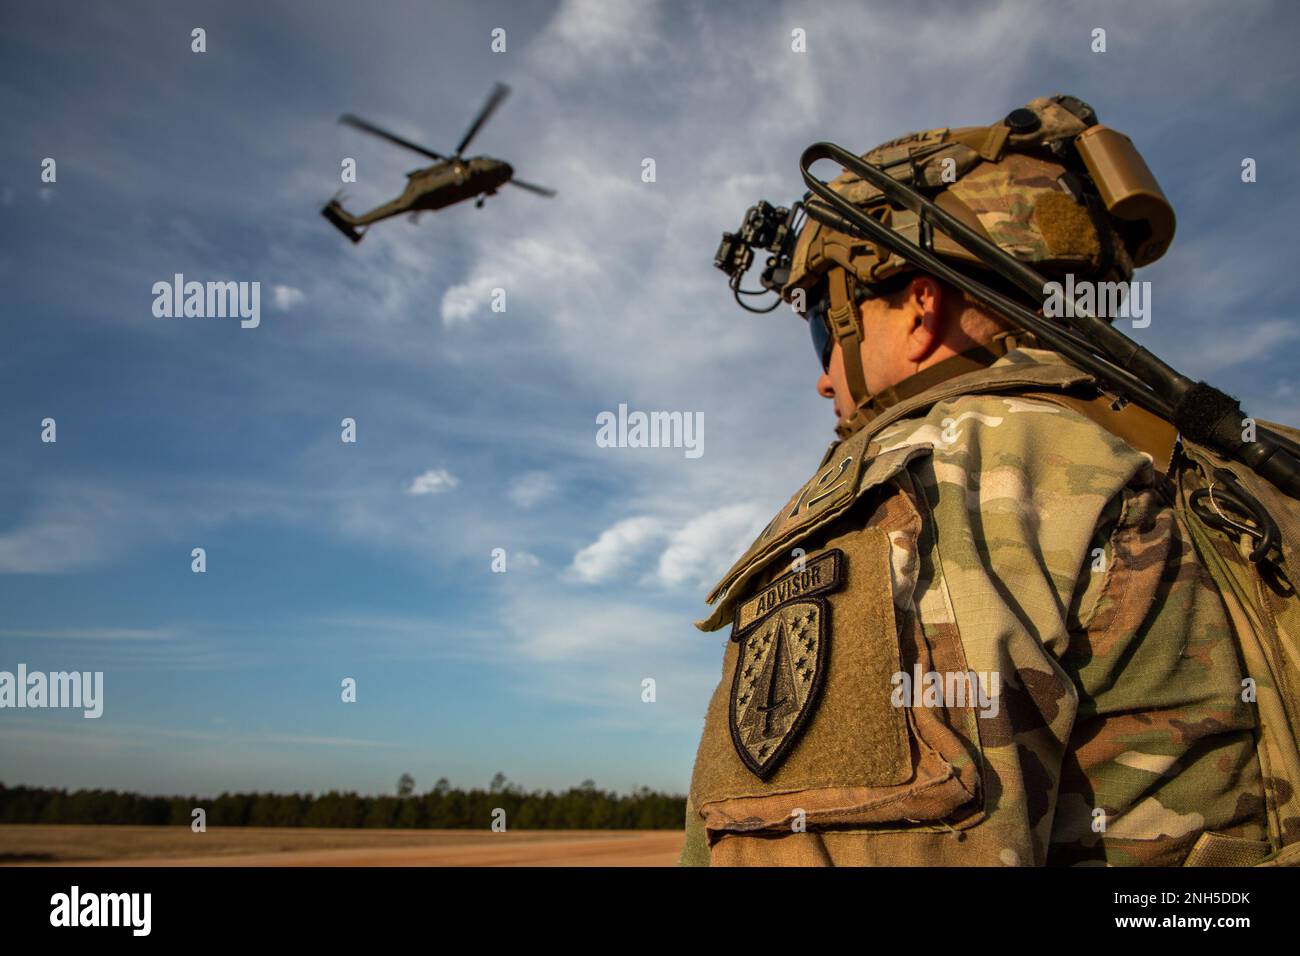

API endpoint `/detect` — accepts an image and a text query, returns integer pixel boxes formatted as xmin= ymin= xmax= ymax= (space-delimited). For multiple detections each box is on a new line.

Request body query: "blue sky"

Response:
xmin=1 ymin=0 xmax=1298 ymax=797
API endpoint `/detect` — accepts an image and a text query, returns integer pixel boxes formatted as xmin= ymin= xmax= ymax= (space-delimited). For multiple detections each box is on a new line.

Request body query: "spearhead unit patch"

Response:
xmin=728 ymin=550 xmax=842 ymax=780
xmin=730 ymin=601 xmax=828 ymax=780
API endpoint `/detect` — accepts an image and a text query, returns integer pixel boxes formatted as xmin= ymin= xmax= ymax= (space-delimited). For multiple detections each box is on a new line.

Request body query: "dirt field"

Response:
xmin=0 ymin=825 xmax=684 ymax=867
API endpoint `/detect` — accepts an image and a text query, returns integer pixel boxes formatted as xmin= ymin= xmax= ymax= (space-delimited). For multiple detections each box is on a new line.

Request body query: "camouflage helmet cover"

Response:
xmin=784 ymin=95 xmax=1148 ymax=304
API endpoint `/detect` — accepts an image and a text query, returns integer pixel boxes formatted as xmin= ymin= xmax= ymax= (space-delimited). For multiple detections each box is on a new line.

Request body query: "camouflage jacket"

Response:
xmin=681 ymin=347 xmax=1269 ymax=866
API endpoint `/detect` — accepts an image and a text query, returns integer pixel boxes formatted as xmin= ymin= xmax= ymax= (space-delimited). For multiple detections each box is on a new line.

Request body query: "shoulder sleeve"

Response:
xmin=865 ymin=392 xmax=1155 ymax=864
xmin=879 ymin=391 xmax=1153 ymax=660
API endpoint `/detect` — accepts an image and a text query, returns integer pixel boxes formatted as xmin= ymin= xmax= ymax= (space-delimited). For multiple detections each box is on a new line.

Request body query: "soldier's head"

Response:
xmin=812 ymin=272 xmax=1010 ymax=426
xmin=782 ymin=94 xmax=1174 ymax=438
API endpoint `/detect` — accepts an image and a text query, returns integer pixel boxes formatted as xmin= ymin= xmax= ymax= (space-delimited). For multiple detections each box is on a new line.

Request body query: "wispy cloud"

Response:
xmin=2 ymin=719 xmax=403 ymax=751
xmin=0 ymin=626 xmax=178 ymax=641
xmin=655 ymin=502 xmax=766 ymax=588
xmin=406 ymin=468 xmax=460 ymax=495
xmin=527 ymin=0 xmax=668 ymax=79
xmin=272 ymin=284 xmax=305 ymax=310
xmin=569 ymin=516 xmax=666 ymax=583
xmin=507 ymin=471 xmax=559 ymax=509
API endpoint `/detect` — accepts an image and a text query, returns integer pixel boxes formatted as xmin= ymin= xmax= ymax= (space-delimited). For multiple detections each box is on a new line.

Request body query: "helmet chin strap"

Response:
xmin=824 ymin=266 xmax=877 ymax=441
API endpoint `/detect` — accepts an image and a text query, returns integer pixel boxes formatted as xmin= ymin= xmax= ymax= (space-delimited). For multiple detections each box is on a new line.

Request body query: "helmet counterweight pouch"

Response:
xmin=1075 ymin=125 xmax=1177 ymax=266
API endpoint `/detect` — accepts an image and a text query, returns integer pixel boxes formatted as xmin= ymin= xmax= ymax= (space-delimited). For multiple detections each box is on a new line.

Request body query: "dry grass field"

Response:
xmin=0 ymin=825 xmax=684 ymax=867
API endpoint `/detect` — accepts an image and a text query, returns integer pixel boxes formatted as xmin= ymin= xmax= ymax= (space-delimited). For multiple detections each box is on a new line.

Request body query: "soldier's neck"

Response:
xmin=835 ymin=330 xmax=1041 ymax=441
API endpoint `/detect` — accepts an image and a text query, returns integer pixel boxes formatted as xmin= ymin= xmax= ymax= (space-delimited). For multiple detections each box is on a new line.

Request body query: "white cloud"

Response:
xmin=0 ymin=510 xmax=112 ymax=573
xmin=491 ymin=584 xmax=722 ymax=730
xmin=406 ymin=468 xmax=459 ymax=495
xmin=512 ymin=550 xmax=542 ymax=569
xmin=508 ymin=471 xmax=559 ymax=508
xmin=0 ymin=484 xmax=179 ymax=574
xmin=0 ymin=626 xmax=178 ymax=641
xmin=655 ymin=502 xmax=767 ymax=588
xmin=272 ymin=284 xmax=305 ymax=310
xmin=528 ymin=0 xmax=666 ymax=79
xmin=439 ymin=234 xmax=602 ymax=326
xmin=440 ymin=273 xmax=500 ymax=325
xmin=567 ymin=503 xmax=769 ymax=591
xmin=501 ymin=596 xmax=667 ymax=662
xmin=569 ymin=515 xmax=665 ymax=583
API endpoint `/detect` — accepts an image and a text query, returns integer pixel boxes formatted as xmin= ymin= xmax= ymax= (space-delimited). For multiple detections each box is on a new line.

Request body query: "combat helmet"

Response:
xmin=782 ymin=94 xmax=1177 ymax=437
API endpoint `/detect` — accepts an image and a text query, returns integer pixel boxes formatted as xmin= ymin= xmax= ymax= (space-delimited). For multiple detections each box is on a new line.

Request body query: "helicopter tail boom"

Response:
xmin=321 ymin=200 xmax=364 ymax=243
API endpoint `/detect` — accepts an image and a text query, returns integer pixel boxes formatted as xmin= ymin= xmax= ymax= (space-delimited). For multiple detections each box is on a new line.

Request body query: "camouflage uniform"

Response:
xmin=680 ymin=347 xmax=1270 ymax=866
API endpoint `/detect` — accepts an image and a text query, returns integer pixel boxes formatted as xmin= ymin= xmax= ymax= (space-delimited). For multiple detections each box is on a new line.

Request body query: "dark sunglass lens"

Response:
xmin=808 ymin=297 xmax=833 ymax=371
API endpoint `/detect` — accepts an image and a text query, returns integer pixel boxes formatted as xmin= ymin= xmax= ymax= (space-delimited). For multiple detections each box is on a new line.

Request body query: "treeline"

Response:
xmin=0 ymin=780 xmax=686 ymax=830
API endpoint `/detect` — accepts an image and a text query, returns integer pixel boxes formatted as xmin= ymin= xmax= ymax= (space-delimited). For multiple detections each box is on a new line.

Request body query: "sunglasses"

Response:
xmin=803 ymin=273 xmax=914 ymax=372
xmin=807 ymin=292 xmax=834 ymax=373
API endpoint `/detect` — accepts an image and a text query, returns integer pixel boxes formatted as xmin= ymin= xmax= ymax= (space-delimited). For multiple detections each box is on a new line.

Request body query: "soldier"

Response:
xmin=681 ymin=95 xmax=1280 ymax=866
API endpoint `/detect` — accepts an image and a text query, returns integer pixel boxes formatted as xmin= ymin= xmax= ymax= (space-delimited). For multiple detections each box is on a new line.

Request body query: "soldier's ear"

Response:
xmin=910 ymin=275 xmax=943 ymax=323
xmin=904 ymin=276 xmax=945 ymax=360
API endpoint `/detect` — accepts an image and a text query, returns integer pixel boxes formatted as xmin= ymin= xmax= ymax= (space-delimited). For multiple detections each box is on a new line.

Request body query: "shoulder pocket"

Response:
xmin=688 ymin=470 xmax=985 ymax=846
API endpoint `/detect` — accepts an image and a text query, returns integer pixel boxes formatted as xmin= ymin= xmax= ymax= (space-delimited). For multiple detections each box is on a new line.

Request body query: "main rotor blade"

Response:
xmin=339 ymin=114 xmax=445 ymax=161
xmin=455 ymin=83 xmax=510 ymax=156
xmin=509 ymin=178 xmax=556 ymax=197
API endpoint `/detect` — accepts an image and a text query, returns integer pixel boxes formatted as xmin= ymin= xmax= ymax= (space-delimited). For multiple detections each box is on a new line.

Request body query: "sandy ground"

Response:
xmin=0 ymin=825 xmax=684 ymax=867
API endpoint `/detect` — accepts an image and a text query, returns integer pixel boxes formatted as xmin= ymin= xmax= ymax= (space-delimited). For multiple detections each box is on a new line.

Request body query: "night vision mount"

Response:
xmin=714 ymin=200 xmax=805 ymax=313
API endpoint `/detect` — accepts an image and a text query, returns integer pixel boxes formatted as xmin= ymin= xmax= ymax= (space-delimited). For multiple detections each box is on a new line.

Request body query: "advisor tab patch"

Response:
xmin=731 ymin=549 xmax=843 ymax=636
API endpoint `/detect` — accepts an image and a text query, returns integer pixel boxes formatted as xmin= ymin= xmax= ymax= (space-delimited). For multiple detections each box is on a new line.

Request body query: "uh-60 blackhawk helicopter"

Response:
xmin=321 ymin=82 xmax=555 ymax=243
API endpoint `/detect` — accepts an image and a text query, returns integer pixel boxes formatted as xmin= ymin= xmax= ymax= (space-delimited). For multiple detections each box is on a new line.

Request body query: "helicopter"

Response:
xmin=321 ymin=83 xmax=555 ymax=243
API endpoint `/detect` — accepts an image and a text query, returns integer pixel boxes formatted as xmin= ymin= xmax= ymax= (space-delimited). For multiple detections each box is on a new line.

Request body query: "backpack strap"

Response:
xmin=1017 ymin=388 xmax=1179 ymax=475
xmin=857 ymin=356 xmax=1179 ymax=476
